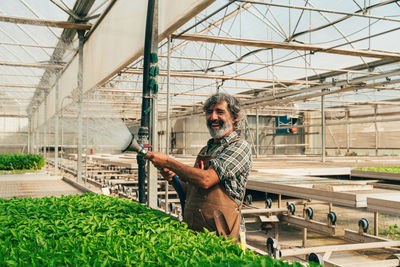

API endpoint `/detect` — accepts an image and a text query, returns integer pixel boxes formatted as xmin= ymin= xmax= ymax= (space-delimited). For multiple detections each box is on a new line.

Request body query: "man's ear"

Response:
xmin=232 ymin=114 xmax=238 ymax=123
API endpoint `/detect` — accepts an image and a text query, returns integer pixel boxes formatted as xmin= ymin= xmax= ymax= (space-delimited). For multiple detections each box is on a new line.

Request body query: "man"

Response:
xmin=145 ymin=93 xmax=252 ymax=239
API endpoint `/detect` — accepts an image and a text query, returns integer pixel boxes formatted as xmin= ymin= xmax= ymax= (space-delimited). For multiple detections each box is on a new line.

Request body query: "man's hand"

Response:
xmin=145 ymin=151 xmax=169 ymax=169
xmin=159 ymin=168 xmax=176 ymax=183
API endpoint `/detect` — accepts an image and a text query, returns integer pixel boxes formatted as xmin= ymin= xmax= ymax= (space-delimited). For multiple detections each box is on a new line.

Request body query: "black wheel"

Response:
xmin=287 ymin=202 xmax=296 ymax=215
xmin=327 ymin=211 xmax=337 ymax=225
xmin=305 ymin=207 xmax=314 ymax=220
xmin=308 ymin=253 xmax=324 ymax=264
xmin=157 ymin=197 xmax=162 ymax=208
xmin=266 ymin=237 xmax=278 ymax=258
xmin=169 ymin=202 xmax=176 ymax=212
xmin=358 ymin=218 xmax=369 ymax=233
xmin=245 ymin=194 xmax=253 ymax=205
xmin=265 ymin=198 xmax=272 ymax=208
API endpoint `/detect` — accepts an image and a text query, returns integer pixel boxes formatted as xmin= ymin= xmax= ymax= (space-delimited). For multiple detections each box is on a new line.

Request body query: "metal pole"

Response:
xmin=54 ymin=80 xmax=60 ymax=176
xmin=43 ymin=95 xmax=47 ymax=159
xmin=256 ymin=108 xmax=259 ymax=158
xmin=147 ymin=0 xmax=159 ymax=208
xmin=138 ymin=0 xmax=156 ymax=204
xmin=77 ymin=30 xmax=85 ymax=184
xmin=166 ymin=35 xmax=171 ymax=155
xmin=27 ymin=116 xmax=32 ymax=154
xmin=61 ymin=106 xmax=64 ymax=159
xmin=321 ymin=93 xmax=325 ymax=163
xmin=35 ymin=111 xmax=39 ymax=154
xmin=29 ymin=113 xmax=36 ymax=154
xmin=374 ymin=105 xmax=378 ymax=156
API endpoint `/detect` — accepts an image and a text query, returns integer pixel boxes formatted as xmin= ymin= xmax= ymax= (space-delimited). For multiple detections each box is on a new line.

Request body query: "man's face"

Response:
xmin=205 ymin=101 xmax=235 ymax=139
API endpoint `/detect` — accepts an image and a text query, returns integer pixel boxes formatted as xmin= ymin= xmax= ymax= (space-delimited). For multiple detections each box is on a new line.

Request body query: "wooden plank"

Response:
xmin=352 ymin=170 xmax=400 ymax=181
xmin=241 ymin=208 xmax=287 ymax=215
xmin=244 ymin=215 xmax=280 ymax=223
xmin=344 ymin=229 xmax=392 ymax=243
xmin=246 ymin=180 xmax=364 ymax=207
xmin=280 ymin=214 xmax=337 ymax=236
xmin=324 ymin=259 xmax=400 ymax=267
xmin=373 ymin=183 xmax=400 ymax=190
xmin=368 ymin=194 xmax=400 ymax=209
xmin=256 ymin=167 xmax=351 ymax=176
xmin=174 ymin=33 xmax=400 ymax=60
xmin=368 ymin=203 xmax=400 ymax=216
xmin=279 ymin=241 xmax=400 ymax=257
xmin=0 ymin=14 xmax=92 ymax=30
xmin=313 ymin=184 xmax=373 ymax=192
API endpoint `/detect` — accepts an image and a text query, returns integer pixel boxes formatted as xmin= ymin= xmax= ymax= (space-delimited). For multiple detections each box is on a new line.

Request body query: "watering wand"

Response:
xmin=123 ymin=135 xmax=186 ymax=216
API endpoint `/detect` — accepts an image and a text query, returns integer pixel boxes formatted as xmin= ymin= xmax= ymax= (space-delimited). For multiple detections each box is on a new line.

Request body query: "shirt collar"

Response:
xmin=207 ymin=131 xmax=239 ymax=147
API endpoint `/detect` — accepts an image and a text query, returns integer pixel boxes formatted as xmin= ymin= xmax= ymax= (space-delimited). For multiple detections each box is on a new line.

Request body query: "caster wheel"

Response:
xmin=265 ymin=198 xmax=272 ymax=208
xmin=358 ymin=218 xmax=369 ymax=233
xmin=266 ymin=237 xmax=279 ymax=258
xmin=309 ymin=253 xmax=324 ymax=264
xmin=245 ymin=194 xmax=253 ymax=205
xmin=157 ymin=197 xmax=162 ymax=208
xmin=327 ymin=211 xmax=337 ymax=225
xmin=305 ymin=207 xmax=314 ymax=220
xmin=169 ymin=202 xmax=176 ymax=212
xmin=287 ymin=202 xmax=296 ymax=215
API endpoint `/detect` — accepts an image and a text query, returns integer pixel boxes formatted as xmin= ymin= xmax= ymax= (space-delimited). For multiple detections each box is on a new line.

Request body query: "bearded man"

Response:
xmin=145 ymin=93 xmax=252 ymax=239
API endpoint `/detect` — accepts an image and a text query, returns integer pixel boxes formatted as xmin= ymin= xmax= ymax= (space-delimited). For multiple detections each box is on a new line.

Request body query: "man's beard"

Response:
xmin=207 ymin=119 xmax=233 ymax=139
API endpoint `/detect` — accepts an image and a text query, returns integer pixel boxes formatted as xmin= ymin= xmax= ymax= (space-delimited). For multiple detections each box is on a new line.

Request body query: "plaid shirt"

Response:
xmin=206 ymin=131 xmax=252 ymax=205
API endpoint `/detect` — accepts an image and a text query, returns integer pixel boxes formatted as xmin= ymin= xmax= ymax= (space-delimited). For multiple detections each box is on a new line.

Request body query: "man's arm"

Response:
xmin=145 ymin=152 xmax=219 ymax=189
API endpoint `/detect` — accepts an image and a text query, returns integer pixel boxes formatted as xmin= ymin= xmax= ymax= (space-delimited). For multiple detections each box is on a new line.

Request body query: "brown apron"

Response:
xmin=183 ymin=139 xmax=242 ymax=240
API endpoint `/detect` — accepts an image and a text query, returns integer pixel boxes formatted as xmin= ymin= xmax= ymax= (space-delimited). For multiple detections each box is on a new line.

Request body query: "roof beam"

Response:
xmin=173 ymin=34 xmax=400 ymax=60
xmin=236 ymin=0 xmax=400 ymax=23
xmin=0 ymin=14 xmax=92 ymax=30
xmin=0 ymin=61 xmax=64 ymax=69
xmin=125 ymin=69 xmax=319 ymax=85
xmin=0 ymin=114 xmax=28 ymax=118
xmin=0 ymin=83 xmax=50 ymax=90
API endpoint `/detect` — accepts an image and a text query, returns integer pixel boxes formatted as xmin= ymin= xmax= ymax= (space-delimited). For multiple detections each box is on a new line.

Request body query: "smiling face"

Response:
xmin=205 ymin=101 xmax=236 ymax=139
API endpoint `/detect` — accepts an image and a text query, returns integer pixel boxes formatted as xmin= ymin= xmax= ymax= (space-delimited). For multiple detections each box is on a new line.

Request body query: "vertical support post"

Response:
xmin=28 ymin=116 xmax=32 ymax=154
xmin=164 ymin=181 xmax=169 ymax=213
xmin=31 ymin=115 xmax=35 ymax=154
xmin=43 ymin=94 xmax=47 ymax=159
xmin=36 ymin=111 xmax=39 ymax=154
xmin=274 ymin=223 xmax=279 ymax=240
xmin=54 ymin=80 xmax=60 ymax=176
xmin=166 ymin=35 xmax=171 ymax=155
xmin=256 ymin=108 xmax=259 ymax=158
xmin=147 ymin=0 xmax=159 ymax=208
xmin=346 ymin=109 xmax=350 ymax=153
xmin=374 ymin=211 xmax=379 ymax=236
xmin=278 ymin=194 xmax=282 ymax=208
xmin=302 ymin=206 xmax=307 ymax=247
xmin=374 ymin=105 xmax=378 ymax=156
xmin=321 ymin=93 xmax=325 ymax=163
xmin=77 ymin=30 xmax=85 ymax=184
xmin=272 ymin=117 xmax=276 ymax=155
xmin=139 ymin=0 xmax=157 ymax=205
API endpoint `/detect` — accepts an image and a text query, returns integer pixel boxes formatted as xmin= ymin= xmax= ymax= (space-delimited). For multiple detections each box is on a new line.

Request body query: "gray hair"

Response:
xmin=203 ymin=93 xmax=244 ymax=130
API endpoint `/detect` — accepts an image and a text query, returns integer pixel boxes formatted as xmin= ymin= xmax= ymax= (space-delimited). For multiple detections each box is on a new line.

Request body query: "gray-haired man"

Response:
xmin=146 ymin=93 xmax=252 ymax=239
